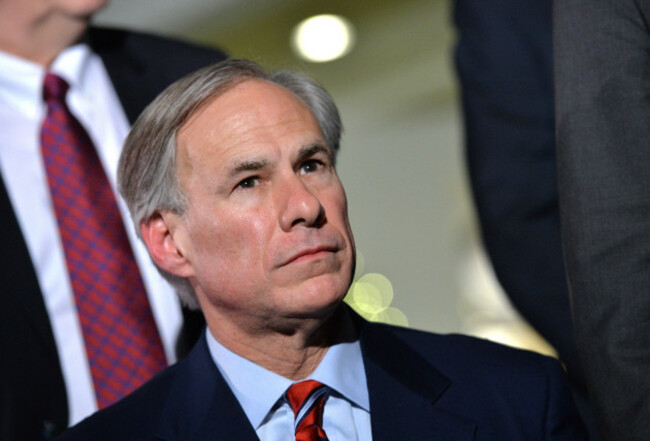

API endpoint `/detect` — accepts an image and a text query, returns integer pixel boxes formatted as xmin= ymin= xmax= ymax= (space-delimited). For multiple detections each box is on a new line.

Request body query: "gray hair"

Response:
xmin=118 ymin=59 xmax=343 ymax=309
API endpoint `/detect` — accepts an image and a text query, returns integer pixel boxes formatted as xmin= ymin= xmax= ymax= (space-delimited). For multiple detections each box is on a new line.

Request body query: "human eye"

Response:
xmin=299 ymin=159 xmax=324 ymax=175
xmin=235 ymin=176 xmax=259 ymax=190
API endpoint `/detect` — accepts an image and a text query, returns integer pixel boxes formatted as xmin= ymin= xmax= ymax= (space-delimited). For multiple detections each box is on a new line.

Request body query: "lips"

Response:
xmin=283 ymin=244 xmax=338 ymax=265
xmin=276 ymin=233 xmax=344 ymax=268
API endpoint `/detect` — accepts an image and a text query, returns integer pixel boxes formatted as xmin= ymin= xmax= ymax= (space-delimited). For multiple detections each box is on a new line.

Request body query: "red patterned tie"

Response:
xmin=40 ymin=72 xmax=167 ymax=409
xmin=285 ymin=380 xmax=330 ymax=441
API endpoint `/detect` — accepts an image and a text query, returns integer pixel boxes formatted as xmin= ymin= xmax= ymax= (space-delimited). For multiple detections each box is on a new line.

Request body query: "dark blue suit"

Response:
xmin=453 ymin=0 xmax=579 ymax=387
xmin=58 ymin=313 xmax=588 ymax=440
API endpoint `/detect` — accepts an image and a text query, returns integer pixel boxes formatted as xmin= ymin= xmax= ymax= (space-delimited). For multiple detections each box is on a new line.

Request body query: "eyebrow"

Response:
xmin=296 ymin=142 xmax=332 ymax=164
xmin=225 ymin=142 xmax=331 ymax=180
xmin=227 ymin=158 xmax=270 ymax=179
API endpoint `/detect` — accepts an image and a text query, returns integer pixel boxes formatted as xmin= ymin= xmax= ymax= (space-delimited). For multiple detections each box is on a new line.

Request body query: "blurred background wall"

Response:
xmin=96 ymin=0 xmax=553 ymax=355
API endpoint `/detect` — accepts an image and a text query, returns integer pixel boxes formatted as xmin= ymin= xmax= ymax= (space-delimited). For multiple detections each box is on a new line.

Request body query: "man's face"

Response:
xmin=171 ymin=79 xmax=355 ymax=331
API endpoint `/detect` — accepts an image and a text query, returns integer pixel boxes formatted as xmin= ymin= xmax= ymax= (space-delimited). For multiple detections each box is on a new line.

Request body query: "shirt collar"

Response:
xmin=50 ymin=43 xmax=93 ymax=93
xmin=309 ymin=337 xmax=369 ymax=412
xmin=206 ymin=330 xmax=292 ymax=430
xmin=0 ymin=43 xmax=92 ymax=118
xmin=205 ymin=314 xmax=369 ymax=429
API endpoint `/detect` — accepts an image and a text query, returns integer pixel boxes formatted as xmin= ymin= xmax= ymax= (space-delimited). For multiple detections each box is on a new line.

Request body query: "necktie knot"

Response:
xmin=285 ymin=380 xmax=330 ymax=441
xmin=42 ymin=72 xmax=69 ymax=104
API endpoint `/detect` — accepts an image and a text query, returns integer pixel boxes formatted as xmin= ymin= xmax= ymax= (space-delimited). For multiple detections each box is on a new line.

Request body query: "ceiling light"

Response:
xmin=291 ymin=14 xmax=356 ymax=63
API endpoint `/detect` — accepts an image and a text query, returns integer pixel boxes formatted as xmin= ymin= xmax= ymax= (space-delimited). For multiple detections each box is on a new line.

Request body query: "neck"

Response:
xmin=206 ymin=305 xmax=356 ymax=380
xmin=0 ymin=5 xmax=88 ymax=66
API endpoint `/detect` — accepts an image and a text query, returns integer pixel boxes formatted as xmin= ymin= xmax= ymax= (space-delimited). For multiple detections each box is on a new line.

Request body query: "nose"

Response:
xmin=278 ymin=174 xmax=325 ymax=231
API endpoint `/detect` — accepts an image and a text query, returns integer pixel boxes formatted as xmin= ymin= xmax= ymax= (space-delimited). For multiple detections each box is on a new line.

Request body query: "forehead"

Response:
xmin=176 ymin=79 xmax=323 ymax=169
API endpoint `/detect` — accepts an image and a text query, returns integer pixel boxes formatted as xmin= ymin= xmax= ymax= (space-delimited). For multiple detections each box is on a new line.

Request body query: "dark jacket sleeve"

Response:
xmin=453 ymin=0 xmax=582 ymax=388
xmin=554 ymin=0 xmax=650 ymax=439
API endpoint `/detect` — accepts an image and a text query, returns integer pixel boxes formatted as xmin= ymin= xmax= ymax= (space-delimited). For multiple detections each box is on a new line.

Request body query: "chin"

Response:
xmin=286 ymin=280 xmax=348 ymax=317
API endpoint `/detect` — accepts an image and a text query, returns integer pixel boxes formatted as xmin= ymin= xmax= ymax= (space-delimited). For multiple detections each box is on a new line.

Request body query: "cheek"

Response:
xmin=190 ymin=209 xmax=272 ymax=270
xmin=325 ymin=186 xmax=352 ymax=231
xmin=330 ymin=188 xmax=356 ymax=261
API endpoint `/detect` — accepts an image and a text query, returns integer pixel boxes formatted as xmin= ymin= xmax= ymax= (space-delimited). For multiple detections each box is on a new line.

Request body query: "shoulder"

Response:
xmin=56 ymin=364 xmax=180 ymax=441
xmin=373 ymin=322 xmax=557 ymax=364
xmin=395 ymin=323 xmax=563 ymax=378
xmin=87 ymin=26 xmax=228 ymax=69
xmin=367 ymin=322 xmax=572 ymax=404
xmin=364 ymin=323 xmax=587 ymax=437
xmin=85 ymin=26 xmax=229 ymax=122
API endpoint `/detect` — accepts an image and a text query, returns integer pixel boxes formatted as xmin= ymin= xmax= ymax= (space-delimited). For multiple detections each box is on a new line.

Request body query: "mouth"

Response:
xmin=282 ymin=244 xmax=339 ymax=266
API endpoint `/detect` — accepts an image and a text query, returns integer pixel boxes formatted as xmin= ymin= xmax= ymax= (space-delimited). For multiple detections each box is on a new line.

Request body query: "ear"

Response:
xmin=140 ymin=212 xmax=195 ymax=278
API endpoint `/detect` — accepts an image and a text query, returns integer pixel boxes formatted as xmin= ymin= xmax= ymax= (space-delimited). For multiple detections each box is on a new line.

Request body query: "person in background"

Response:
xmin=554 ymin=0 xmax=650 ymax=439
xmin=0 ymin=1 xmax=227 ymax=439
xmin=59 ymin=59 xmax=587 ymax=440
xmin=453 ymin=1 xmax=598 ymax=437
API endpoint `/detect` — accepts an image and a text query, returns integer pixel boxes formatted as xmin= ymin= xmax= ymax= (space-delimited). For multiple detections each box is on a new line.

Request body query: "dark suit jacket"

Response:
xmin=0 ymin=27 xmax=227 ymax=441
xmin=57 ymin=316 xmax=588 ymax=440
xmin=453 ymin=0 xmax=582 ymax=388
xmin=454 ymin=2 xmax=605 ymax=437
xmin=554 ymin=0 xmax=650 ymax=439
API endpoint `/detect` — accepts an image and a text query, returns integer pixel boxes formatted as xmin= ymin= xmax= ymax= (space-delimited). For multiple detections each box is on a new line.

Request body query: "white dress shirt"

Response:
xmin=206 ymin=327 xmax=373 ymax=441
xmin=0 ymin=44 xmax=183 ymax=425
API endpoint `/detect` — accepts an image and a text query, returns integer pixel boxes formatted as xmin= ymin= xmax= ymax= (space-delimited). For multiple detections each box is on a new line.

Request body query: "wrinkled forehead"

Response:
xmin=174 ymin=79 xmax=325 ymax=182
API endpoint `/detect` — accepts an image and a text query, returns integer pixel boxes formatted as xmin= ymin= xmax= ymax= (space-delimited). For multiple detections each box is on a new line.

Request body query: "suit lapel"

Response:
xmin=360 ymin=320 xmax=476 ymax=441
xmin=0 ymin=174 xmax=69 ymax=432
xmin=86 ymin=27 xmax=155 ymax=124
xmin=0 ymin=175 xmax=60 ymax=358
xmin=153 ymin=332 xmax=259 ymax=441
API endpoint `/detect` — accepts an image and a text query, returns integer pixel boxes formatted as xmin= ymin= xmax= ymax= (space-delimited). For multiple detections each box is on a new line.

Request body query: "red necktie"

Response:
xmin=40 ymin=72 xmax=167 ymax=409
xmin=285 ymin=380 xmax=330 ymax=441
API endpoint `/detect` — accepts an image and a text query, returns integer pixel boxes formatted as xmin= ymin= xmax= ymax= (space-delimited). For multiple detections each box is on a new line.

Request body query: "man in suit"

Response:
xmin=0 ymin=1 xmax=227 ymax=439
xmin=554 ymin=0 xmax=650 ymax=439
xmin=453 ymin=1 xmax=598 ymax=437
xmin=59 ymin=59 xmax=588 ymax=440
